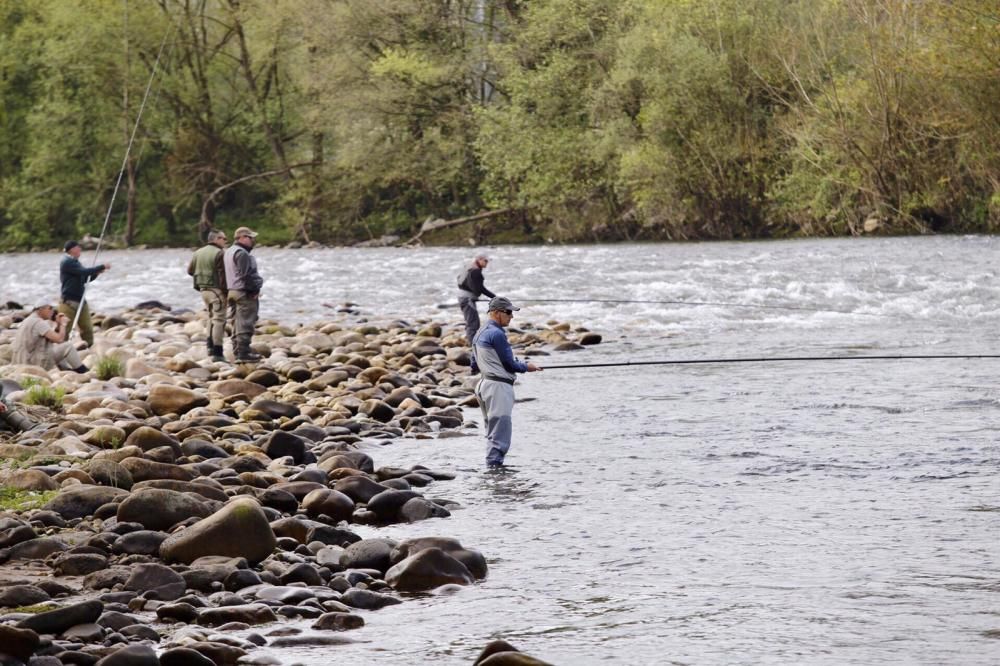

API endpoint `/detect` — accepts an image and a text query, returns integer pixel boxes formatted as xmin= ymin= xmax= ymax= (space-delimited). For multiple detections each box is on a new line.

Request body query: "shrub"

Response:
xmin=94 ymin=356 xmax=124 ymax=381
xmin=23 ymin=385 xmax=64 ymax=409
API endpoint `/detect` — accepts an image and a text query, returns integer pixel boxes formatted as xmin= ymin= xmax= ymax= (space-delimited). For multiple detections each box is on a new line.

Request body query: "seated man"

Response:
xmin=12 ymin=300 xmax=87 ymax=373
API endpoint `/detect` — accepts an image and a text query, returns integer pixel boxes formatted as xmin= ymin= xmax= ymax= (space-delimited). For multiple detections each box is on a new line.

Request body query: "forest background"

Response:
xmin=1 ymin=0 xmax=998 ymax=250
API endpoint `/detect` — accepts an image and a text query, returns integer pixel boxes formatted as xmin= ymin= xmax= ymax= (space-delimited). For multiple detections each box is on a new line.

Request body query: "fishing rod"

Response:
xmin=70 ymin=20 xmax=174 ymax=336
xmin=437 ymin=298 xmax=903 ymax=318
xmin=540 ymin=353 xmax=1000 ymax=370
xmin=516 ymin=298 xmax=898 ymax=318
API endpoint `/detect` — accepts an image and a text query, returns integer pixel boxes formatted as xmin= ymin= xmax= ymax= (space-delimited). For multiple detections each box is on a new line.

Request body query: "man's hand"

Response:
xmin=526 ymin=363 xmax=542 ymax=372
xmin=104 ymin=262 xmax=112 ymax=271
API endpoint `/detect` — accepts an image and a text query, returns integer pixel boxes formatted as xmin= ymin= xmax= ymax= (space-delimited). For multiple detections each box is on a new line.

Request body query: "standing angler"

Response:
xmin=187 ymin=229 xmax=229 ymax=362
xmin=59 ymin=240 xmax=111 ymax=348
xmin=471 ymin=296 xmax=541 ymax=468
xmin=223 ymin=226 xmax=264 ymax=362
xmin=457 ymin=254 xmax=495 ymax=346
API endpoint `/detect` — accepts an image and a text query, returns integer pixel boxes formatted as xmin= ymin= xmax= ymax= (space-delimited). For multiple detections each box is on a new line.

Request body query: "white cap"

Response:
xmin=33 ymin=299 xmax=53 ymax=310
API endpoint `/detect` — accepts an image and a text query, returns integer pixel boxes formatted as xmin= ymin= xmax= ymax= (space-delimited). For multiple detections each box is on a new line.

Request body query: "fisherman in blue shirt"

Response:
xmin=471 ymin=296 xmax=541 ymax=468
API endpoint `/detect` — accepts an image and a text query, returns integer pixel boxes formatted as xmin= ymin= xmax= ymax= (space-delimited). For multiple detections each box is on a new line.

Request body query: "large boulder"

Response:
xmin=385 ymin=547 xmax=475 ymax=592
xmin=117 ymin=488 xmax=212 ymax=531
xmin=43 ymin=485 xmax=128 ymax=520
xmin=148 ymin=384 xmax=208 ymax=416
xmin=160 ymin=498 xmax=276 ymax=565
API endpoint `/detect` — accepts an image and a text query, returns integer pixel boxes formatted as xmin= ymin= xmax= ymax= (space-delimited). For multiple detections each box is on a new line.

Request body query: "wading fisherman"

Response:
xmin=59 ymin=240 xmax=111 ymax=348
xmin=223 ymin=226 xmax=264 ymax=362
xmin=13 ymin=300 xmax=88 ymax=373
xmin=188 ymin=229 xmax=229 ymax=362
xmin=471 ymin=296 xmax=541 ymax=468
xmin=457 ymin=254 xmax=495 ymax=346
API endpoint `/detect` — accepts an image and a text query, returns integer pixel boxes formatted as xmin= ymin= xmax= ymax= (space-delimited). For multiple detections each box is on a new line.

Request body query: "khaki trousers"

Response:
xmin=201 ymin=288 xmax=226 ymax=346
xmin=58 ymin=300 xmax=94 ymax=347
xmin=227 ymin=290 xmax=259 ymax=352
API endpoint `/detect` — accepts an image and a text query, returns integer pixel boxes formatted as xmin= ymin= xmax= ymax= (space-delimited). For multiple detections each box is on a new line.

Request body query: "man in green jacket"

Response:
xmin=187 ymin=230 xmax=228 ymax=362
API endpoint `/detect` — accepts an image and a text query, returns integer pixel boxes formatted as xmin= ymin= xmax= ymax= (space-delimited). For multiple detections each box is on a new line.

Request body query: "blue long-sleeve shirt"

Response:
xmin=60 ymin=256 xmax=107 ymax=302
xmin=471 ymin=320 xmax=528 ymax=381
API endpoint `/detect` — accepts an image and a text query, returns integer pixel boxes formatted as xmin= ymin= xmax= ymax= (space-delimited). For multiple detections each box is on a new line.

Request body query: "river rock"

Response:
xmin=386 ymin=547 xmax=476 ymax=592
xmin=125 ymin=425 xmax=181 ymax=454
xmin=88 ymin=458 xmax=134 ymax=490
xmin=159 ymin=647 xmax=218 ymax=666
xmin=17 ymin=599 xmax=103 ymax=634
xmin=317 ymin=451 xmax=374 ymax=474
xmin=43 ymin=485 xmax=128 ymax=520
xmin=197 ymin=603 xmax=277 ymax=627
xmin=0 ymin=584 xmax=50 ymax=607
xmin=132 ymin=479 xmax=229 ymax=502
xmin=251 ymin=399 xmax=300 ymax=420
xmin=126 ymin=358 xmax=159 ymax=379
xmin=53 ymin=552 xmax=109 ymax=576
xmin=301 ymin=488 xmax=355 ymax=522
xmin=312 ymin=612 xmax=364 ymax=631
xmin=125 ymin=563 xmax=186 ymax=601
xmin=160 ymin=498 xmax=276 ymax=564
xmin=333 ymin=475 xmax=388 ymax=504
xmin=0 ymin=624 xmax=39 ymax=662
xmin=366 ymin=489 xmax=421 ymax=521
xmin=117 ymin=488 xmax=212 ymax=531
xmin=82 ymin=424 xmax=127 ymax=448
xmin=339 ymin=588 xmax=402 ymax=610
xmin=120 ymin=456 xmax=197 ymax=482
xmin=210 ymin=378 xmax=267 ymax=399
xmin=3 ymin=468 xmax=59 ymax=491
xmin=148 ymin=384 xmax=208 ymax=415
xmin=359 ymin=399 xmax=395 ymax=423
xmin=391 ymin=536 xmax=488 ymax=579
xmin=399 ymin=496 xmax=451 ymax=522
xmin=95 ymin=644 xmax=159 ymax=666
xmin=474 ymin=640 xmax=554 ymax=666
xmin=259 ymin=430 xmax=308 ymax=464
xmin=340 ymin=538 xmax=395 ymax=573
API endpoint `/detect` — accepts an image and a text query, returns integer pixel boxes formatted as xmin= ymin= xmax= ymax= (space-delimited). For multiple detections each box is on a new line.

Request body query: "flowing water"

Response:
xmin=2 ymin=236 xmax=1000 ymax=664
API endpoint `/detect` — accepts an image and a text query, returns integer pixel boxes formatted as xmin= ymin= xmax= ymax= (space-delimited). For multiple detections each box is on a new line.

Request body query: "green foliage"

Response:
xmin=94 ymin=356 xmax=124 ymax=381
xmin=0 ymin=486 xmax=58 ymax=512
xmin=23 ymin=385 xmax=64 ymax=409
xmin=0 ymin=0 xmax=998 ymax=244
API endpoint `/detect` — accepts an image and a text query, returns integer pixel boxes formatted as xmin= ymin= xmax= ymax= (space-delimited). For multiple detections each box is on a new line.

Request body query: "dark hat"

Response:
xmin=488 ymin=296 xmax=520 ymax=312
xmin=64 ymin=240 xmax=80 ymax=252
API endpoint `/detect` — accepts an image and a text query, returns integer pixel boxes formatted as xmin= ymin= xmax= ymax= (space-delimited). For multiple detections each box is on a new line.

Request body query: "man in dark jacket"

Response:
xmin=223 ymin=226 xmax=264 ymax=362
xmin=59 ymin=240 xmax=111 ymax=347
xmin=457 ymin=254 xmax=495 ymax=346
xmin=187 ymin=229 xmax=228 ymax=362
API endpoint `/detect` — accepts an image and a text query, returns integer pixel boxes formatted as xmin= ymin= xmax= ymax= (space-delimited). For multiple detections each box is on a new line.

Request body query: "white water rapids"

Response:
xmin=2 ymin=236 xmax=999 ymax=664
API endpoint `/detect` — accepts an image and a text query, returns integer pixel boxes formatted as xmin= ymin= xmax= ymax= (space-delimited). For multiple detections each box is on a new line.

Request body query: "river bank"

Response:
xmin=0 ymin=302 xmax=594 ymax=664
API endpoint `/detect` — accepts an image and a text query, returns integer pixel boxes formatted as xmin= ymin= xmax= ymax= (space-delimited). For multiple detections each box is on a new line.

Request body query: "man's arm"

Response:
xmin=469 ymin=269 xmax=495 ymax=299
xmin=233 ymin=251 xmax=263 ymax=294
xmin=491 ymin=332 xmax=528 ymax=374
xmin=40 ymin=315 xmax=67 ymax=343
xmin=63 ymin=258 xmax=108 ymax=281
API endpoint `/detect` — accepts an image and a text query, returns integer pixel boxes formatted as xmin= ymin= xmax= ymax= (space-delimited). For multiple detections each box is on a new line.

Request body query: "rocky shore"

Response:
xmin=0 ymin=303 xmax=600 ymax=665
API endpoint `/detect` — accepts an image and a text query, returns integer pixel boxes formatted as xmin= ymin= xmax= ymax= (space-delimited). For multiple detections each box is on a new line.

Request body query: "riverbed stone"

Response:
xmin=302 ymin=488 xmax=355 ymax=522
xmin=340 ymin=538 xmax=395 ymax=573
xmin=117 ymin=488 xmax=212 ymax=531
xmin=0 ymin=584 xmax=50 ymax=607
xmin=88 ymin=458 xmax=134 ymax=489
xmin=17 ymin=599 xmax=103 ymax=634
xmin=385 ymin=547 xmax=475 ymax=592
xmin=2 ymin=468 xmax=59 ymax=491
xmin=0 ymin=624 xmax=39 ymax=662
xmin=333 ymin=475 xmax=388 ymax=504
xmin=95 ymin=644 xmax=159 ymax=666
xmin=148 ymin=384 xmax=208 ymax=415
xmin=160 ymin=498 xmax=276 ymax=564
xmin=390 ymin=536 xmax=488 ymax=579
xmin=43 ymin=485 xmax=128 ymax=520
xmin=197 ymin=603 xmax=277 ymax=627
xmin=125 ymin=563 xmax=186 ymax=601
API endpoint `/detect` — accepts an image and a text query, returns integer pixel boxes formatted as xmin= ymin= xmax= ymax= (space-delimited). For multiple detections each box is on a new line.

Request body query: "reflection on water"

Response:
xmin=3 ymin=237 xmax=1000 ymax=664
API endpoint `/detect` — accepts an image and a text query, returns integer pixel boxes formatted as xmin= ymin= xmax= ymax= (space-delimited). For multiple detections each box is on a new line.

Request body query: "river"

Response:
xmin=2 ymin=236 xmax=999 ymax=664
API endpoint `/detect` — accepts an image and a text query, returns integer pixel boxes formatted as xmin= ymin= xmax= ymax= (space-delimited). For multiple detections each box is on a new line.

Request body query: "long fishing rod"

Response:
xmin=71 ymin=21 xmax=173 ymax=336
xmin=541 ymin=353 xmax=1000 ymax=370
xmin=516 ymin=298 xmax=897 ymax=318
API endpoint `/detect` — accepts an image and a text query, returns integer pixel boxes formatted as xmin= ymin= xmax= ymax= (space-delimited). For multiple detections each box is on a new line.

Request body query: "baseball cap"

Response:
xmin=33 ymin=299 xmax=53 ymax=310
xmin=234 ymin=226 xmax=258 ymax=239
xmin=64 ymin=240 xmax=80 ymax=252
xmin=488 ymin=296 xmax=520 ymax=312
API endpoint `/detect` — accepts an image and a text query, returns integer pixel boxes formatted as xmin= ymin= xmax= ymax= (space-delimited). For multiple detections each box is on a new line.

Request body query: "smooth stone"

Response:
xmin=125 ymin=563 xmax=186 ymax=601
xmin=0 ymin=584 xmax=50 ymax=607
xmin=88 ymin=459 xmax=134 ymax=490
xmin=17 ymin=599 xmax=103 ymax=634
xmin=53 ymin=552 xmax=109 ymax=576
xmin=301 ymin=489 xmax=355 ymax=523
xmin=366 ymin=489 xmax=420 ymax=520
xmin=197 ymin=603 xmax=277 ymax=627
xmin=311 ymin=612 xmax=364 ymax=631
xmin=42 ymin=485 xmax=128 ymax=520
xmin=390 ymin=537 xmax=488 ymax=579
xmin=399 ymin=496 xmax=451 ymax=522
xmin=259 ymin=430 xmax=308 ymax=464
xmin=340 ymin=538 xmax=395 ymax=573
xmin=339 ymin=588 xmax=402 ymax=610
xmin=148 ymin=384 xmax=209 ymax=415
xmin=385 ymin=547 xmax=475 ymax=592
xmin=332 ymin=476 xmax=388 ymax=504
xmin=159 ymin=647 xmax=217 ymax=666
xmin=0 ymin=624 xmax=40 ymax=661
xmin=3 ymin=469 xmax=59 ymax=491
xmin=94 ymin=644 xmax=159 ymax=666
xmin=160 ymin=498 xmax=276 ymax=565
xmin=120 ymin=457 xmax=197 ymax=483
xmin=117 ymin=488 xmax=212 ymax=531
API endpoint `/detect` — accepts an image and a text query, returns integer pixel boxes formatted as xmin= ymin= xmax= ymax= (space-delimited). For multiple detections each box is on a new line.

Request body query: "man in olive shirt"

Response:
xmin=187 ymin=230 xmax=228 ymax=362
xmin=59 ymin=240 xmax=111 ymax=347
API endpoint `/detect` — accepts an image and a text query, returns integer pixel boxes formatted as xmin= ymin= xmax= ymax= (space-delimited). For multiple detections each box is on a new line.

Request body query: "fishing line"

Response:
xmin=541 ymin=354 xmax=1000 ymax=370
xmin=71 ymin=19 xmax=174 ymax=335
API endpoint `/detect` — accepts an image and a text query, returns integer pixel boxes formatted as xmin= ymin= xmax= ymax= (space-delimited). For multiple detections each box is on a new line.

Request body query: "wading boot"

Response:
xmin=1 ymin=407 xmax=37 ymax=433
xmin=210 ymin=345 xmax=227 ymax=363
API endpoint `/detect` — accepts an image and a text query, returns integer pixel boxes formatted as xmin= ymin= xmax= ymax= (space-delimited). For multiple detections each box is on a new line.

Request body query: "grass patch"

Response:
xmin=18 ymin=376 xmax=43 ymax=389
xmin=93 ymin=356 xmax=124 ymax=381
xmin=0 ymin=486 xmax=58 ymax=512
xmin=12 ymin=604 xmax=58 ymax=614
xmin=23 ymin=385 xmax=64 ymax=409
